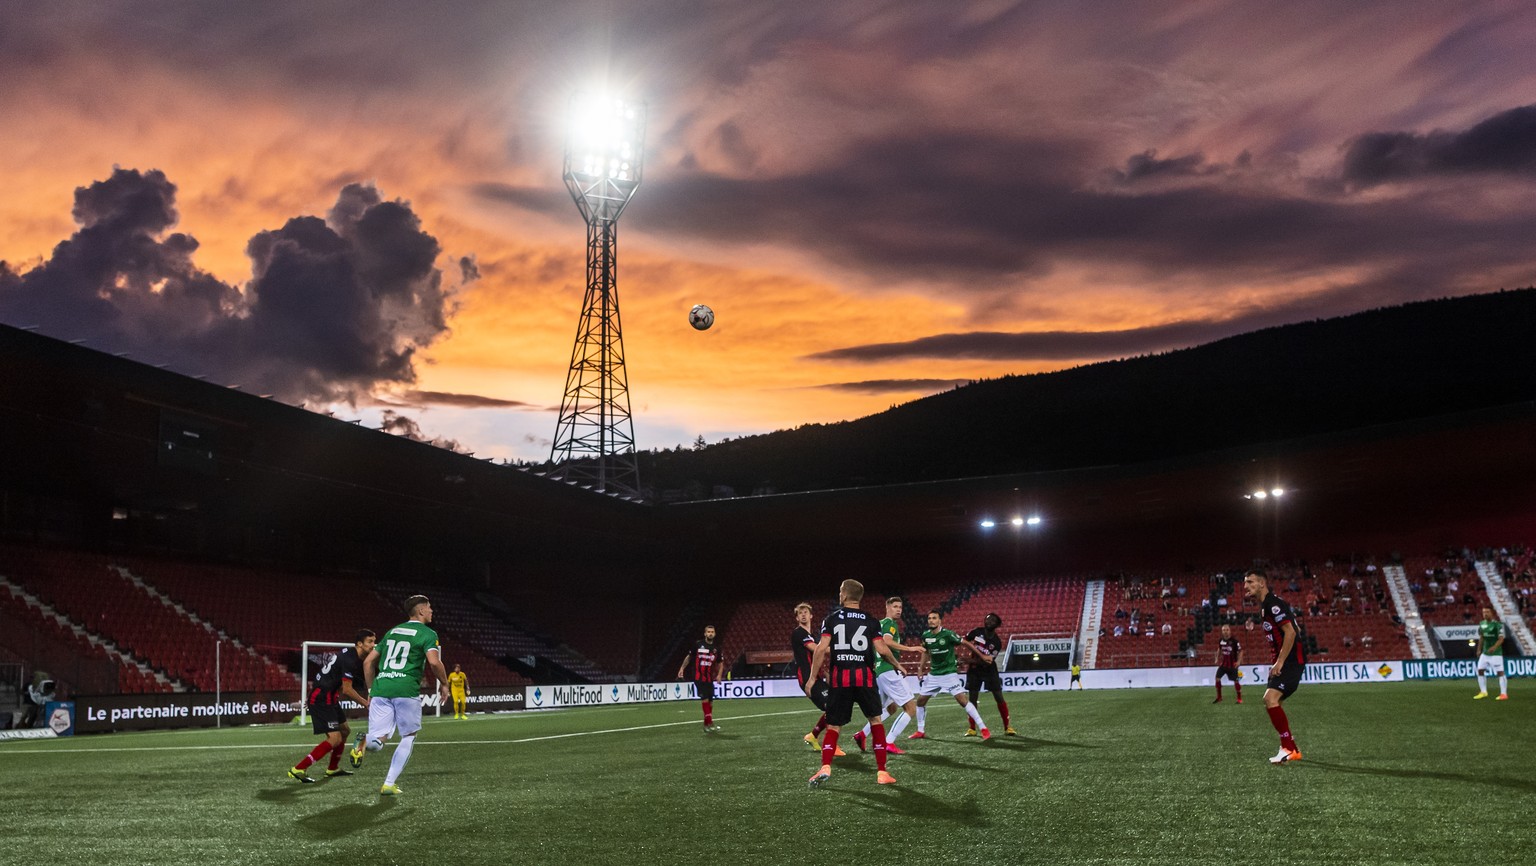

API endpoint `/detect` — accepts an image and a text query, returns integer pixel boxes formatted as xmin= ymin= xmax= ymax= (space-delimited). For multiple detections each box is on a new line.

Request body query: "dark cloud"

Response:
xmin=1342 ymin=104 xmax=1536 ymax=187
xmin=379 ymin=409 xmax=465 ymax=452
xmin=402 ymin=390 xmax=535 ymax=409
xmin=458 ymin=255 xmax=480 ymax=284
xmin=1108 ymin=150 xmax=1218 ymax=185
xmin=811 ymin=378 xmax=973 ymax=394
xmin=0 ymin=168 xmax=455 ymax=403
xmin=806 ymin=286 xmax=1480 ymax=363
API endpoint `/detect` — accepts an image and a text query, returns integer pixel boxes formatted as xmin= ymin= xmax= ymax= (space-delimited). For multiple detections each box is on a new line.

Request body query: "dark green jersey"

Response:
xmin=1479 ymin=619 xmax=1505 ymax=656
xmin=371 ymin=621 xmax=441 ymax=698
xmin=874 ymin=618 xmax=901 ymax=675
xmin=922 ymin=628 xmax=963 ymax=676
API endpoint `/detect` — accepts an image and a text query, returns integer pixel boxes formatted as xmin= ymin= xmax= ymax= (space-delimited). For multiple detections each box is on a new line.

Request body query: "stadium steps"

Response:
xmin=0 ymin=575 xmax=182 ymax=692
xmin=1383 ymin=565 xmax=1437 ymax=659
xmin=373 ymin=582 xmax=559 ymax=684
xmin=640 ymin=597 xmax=710 ymax=682
xmin=1077 ymin=579 xmax=1106 ymax=668
xmin=114 ymin=565 xmax=299 ymax=692
xmin=1476 ymin=561 xmax=1536 ymax=654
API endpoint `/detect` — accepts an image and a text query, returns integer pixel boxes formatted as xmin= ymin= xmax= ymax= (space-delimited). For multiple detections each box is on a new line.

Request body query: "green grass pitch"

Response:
xmin=3 ymin=680 xmax=1531 ymax=865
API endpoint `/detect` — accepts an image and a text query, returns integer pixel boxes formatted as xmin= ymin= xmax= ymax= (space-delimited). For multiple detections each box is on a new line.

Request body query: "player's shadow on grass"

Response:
xmin=254 ymin=786 xmax=323 ymax=804
xmin=839 ymin=786 xmax=990 ymax=828
xmin=901 ymin=752 xmax=1007 ymax=774
xmin=1305 ymin=761 xmax=1536 ymax=795
xmin=1010 ymin=735 xmax=1096 ymax=750
xmin=294 ymin=799 xmax=408 ymax=838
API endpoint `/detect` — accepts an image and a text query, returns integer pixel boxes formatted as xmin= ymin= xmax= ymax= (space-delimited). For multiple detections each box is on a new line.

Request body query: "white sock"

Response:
xmin=964 ymin=701 xmax=987 ymax=730
xmin=1499 ymin=674 xmax=1508 ymax=696
xmin=916 ymin=706 xmax=926 ymax=732
xmin=1478 ymin=672 xmax=1488 ymax=693
xmin=384 ymin=733 xmax=416 ymax=786
xmin=888 ymin=711 xmax=912 ymax=741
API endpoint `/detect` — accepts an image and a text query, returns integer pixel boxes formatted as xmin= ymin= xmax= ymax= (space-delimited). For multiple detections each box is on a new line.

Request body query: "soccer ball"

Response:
xmin=688 ymin=304 xmax=714 ymax=331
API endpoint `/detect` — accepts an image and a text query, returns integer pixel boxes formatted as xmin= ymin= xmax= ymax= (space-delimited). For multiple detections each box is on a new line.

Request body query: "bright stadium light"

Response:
xmin=1271 ymin=488 xmax=1285 ymax=497
xmin=979 ymin=519 xmax=996 ymax=529
xmin=1026 ymin=515 xmax=1042 ymax=526
xmin=548 ymin=88 xmax=649 ymax=498
xmin=1252 ymin=490 xmax=1268 ymax=500
xmin=1010 ymin=516 xmax=1025 ymax=527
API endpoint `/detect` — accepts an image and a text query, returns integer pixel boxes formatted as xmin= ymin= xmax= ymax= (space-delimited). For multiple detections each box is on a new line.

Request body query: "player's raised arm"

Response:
xmin=875 ymin=634 xmax=901 ymax=669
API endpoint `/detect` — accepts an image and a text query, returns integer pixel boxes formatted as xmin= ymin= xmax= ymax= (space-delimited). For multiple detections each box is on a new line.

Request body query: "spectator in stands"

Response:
xmin=1361 ymin=633 xmax=1373 ymax=649
xmin=1113 ymin=625 xmax=1125 ymax=638
xmin=1115 ymin=605 xmax=1128 ymax=619
xmin=1341 ymin=635 xmax=1353 ymax=649
xmin=1160 ymin=622 xmax=1172 ymax=636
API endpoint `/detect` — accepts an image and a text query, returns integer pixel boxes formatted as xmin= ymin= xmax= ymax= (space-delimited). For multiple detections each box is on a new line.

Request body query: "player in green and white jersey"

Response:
xmin=856 ymin=596 xmax=921 ymax=751
xmin=913 ymin=610 xmax=991 ymax=738
xmin=350 ymin=594 xmax=451 ymax=795
xmin=1473 ymin=606 xmax=1509 ymax=701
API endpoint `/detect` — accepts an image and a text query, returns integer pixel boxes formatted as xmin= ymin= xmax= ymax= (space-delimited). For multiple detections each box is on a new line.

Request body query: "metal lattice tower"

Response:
xmin=549 ymin=93 xmax=646 ymax=498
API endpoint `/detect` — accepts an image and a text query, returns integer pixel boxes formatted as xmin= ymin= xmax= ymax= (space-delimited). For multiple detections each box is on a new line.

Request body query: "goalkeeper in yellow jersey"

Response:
xmin=448 ymin=664 xmax=469 ymax=719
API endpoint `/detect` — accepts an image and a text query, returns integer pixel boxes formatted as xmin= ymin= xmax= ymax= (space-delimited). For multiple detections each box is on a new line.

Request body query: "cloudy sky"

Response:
xmin=3 ymin=1 xmax=1535 ymax=461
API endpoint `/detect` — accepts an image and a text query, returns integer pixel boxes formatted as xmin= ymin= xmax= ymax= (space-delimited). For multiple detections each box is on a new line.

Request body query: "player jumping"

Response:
xmin=805 ymin=579 xmax=904 ymax=787
xmin=288 ymin=628 xmax=375 ymax=783
xmin=1244 ymin=569 xmax=1305 ymax=764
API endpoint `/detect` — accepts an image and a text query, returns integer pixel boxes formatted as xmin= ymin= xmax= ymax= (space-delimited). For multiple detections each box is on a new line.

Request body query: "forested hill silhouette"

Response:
xmin=637 ymin=288 xmax=1536 ymax=498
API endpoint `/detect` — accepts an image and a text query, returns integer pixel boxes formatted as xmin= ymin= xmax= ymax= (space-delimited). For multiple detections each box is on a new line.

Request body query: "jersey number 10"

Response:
xmin=381 ymin=640 xmax=411 ymax=671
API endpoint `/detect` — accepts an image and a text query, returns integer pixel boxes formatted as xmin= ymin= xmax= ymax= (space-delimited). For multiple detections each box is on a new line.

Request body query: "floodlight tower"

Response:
xmin=550 ymin=92 xmax=646 ymax=498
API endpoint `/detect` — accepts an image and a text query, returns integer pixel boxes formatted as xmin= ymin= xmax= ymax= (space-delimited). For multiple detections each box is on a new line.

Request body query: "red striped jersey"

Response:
xmin=1217 ymin=637 xmax=1241 ymax=667
xmin=1259 ymin=593 xmax=1306 ymax=666
xmin=791 ymin=625 xmax=818 ymax=685
xmin=309 ymin=646 xmax=363 ymax=706
xmin=687 ymin=640 xmax=720 ymax=682
xmin=820 ymin=606 xmax=881 ymax=689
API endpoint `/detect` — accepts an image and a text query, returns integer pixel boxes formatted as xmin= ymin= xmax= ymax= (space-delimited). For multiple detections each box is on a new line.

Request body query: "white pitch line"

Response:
xmin=0 ymin=709 xmax=810 ymax=755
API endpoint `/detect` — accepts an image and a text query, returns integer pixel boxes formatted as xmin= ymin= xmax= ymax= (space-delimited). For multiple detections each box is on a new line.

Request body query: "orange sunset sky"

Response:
xmin=3 ymin=2 xmax=1536 ymax=461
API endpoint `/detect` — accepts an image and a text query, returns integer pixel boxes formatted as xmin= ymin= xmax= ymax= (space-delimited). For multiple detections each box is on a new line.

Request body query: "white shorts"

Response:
xmin=916 ymin=673 xmax=965 ymax=698
xmin=367 ymin=696 xmax=424 ymax=742
xmin=877 ymin=670 xmax=914 ymax=706
xmin=1477 ymin=654 xmax=1506 ymax=675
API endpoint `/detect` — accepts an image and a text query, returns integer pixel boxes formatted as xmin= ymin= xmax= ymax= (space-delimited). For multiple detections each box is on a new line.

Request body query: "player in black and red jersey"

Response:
xmin=964 ymin=613 xmax=1017 ymax=736
xmin=1212 ymin=623 xmax=1244 ymax=704
xmin=1243 ymin=569 xmax=1305 ymax=764
xmin=288 ymin=628 xmax=375 ymax=783
xmin=792 ymin=602 xmax=844 ymax=755
xmin=805 ymin=579 xmax=905 ymax=788
xmin=677 ymin=625 xmax=723 ymax=732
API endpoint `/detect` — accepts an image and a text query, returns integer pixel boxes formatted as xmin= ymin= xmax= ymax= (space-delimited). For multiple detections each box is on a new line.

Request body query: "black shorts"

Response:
xmin=805 ymin=680 xmax=829 ymax=712
xmin=824 ymin=686 xmax=882 ymax=727
xmin=966 ymin=665 xmax=1004 ymax=696
xmin=309 ymin=702 xmax=346 ymax=735
xmin=1216 ymin=665 xmax=1241 ymax=683
xmin=1266 ymin=662 xmax=1304 ymax=700
xmin=695 ymin=680 xmax=715 ymax=701
xmin=1070 ymin=673 xmax=1081 ymax=682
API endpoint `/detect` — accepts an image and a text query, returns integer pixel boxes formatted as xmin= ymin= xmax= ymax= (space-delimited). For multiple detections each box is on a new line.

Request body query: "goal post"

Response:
xmin=298 ymin=641 xmax=352 ymax=726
